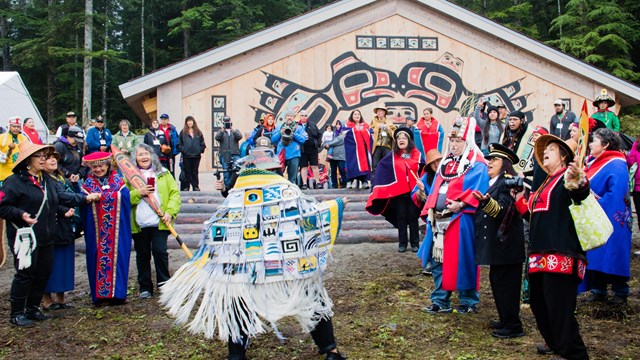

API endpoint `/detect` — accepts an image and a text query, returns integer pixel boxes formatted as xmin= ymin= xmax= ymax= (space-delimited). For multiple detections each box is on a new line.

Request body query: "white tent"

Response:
xmin=0 ymin=71 xmax=50 ymax=143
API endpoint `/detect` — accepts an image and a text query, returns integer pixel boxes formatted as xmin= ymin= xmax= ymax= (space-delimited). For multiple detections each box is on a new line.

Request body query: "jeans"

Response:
xmin=285 ymin=157 xmax=300 ymax=184
xmin=220 ymin=154 xmax=240 ymax=189
xmin=430 ymin=259 xmax=479 ymax=308
xmin=329 ymin=160 xmax=346 ymax=188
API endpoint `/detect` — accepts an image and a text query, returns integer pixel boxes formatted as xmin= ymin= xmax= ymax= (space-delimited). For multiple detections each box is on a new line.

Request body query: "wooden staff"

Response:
xmin=111 ymin=145 xmax=193 ymax=258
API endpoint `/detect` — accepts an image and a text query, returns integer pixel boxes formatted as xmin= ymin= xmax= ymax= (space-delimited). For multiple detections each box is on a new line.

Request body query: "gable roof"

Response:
xmin=119 ymin=0 xmax=640 ymax=109
xmin=0 ymin=72 xmax=50 ymax=142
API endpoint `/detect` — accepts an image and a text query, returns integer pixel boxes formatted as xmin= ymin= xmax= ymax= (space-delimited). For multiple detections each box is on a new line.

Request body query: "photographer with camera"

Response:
xmin=271 ymin=112 xmax=307 ymax=183
xmin=472 ymin=143 xmax=525 ymax=339
xmin=214 ymin=115 xmax=242 ymax=189
xmin=298 ymin=110 xmax=321 ymax=189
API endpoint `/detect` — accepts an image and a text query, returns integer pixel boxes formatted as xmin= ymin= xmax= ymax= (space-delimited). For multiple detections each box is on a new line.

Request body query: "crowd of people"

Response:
xmin=0 ymin=115 xmax=183 ymax=327
xmin=0 ymin=88 xmax=637 ymax=360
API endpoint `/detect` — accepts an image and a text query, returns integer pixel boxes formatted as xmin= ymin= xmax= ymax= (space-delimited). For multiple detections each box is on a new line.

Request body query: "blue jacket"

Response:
xmin=271 ymin=122 xmax=307 ymax=160
xmin=85 ymin=127 xmax=113 ymax=154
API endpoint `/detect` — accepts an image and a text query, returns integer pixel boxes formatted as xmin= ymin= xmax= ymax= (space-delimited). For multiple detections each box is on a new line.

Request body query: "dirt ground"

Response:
xmin=0 ymin=239 xmax=639 ymax=359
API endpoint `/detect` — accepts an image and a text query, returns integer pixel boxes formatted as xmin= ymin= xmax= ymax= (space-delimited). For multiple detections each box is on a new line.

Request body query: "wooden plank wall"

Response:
xmin=176 ymin=13 xmax=613 ymax=171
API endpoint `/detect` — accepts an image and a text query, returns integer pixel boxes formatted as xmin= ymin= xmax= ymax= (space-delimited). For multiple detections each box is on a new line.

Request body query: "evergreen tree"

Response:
xmin=547 ymin=0 xmax=640 ymax=82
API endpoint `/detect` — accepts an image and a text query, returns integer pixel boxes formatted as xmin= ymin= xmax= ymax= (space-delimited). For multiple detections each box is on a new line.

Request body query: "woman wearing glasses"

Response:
xmin=0 ymin=142 xmax=99 ymax=327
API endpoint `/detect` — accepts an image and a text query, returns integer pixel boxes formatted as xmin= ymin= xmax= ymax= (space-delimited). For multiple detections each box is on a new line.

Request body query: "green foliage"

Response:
xmin=167 ymin=3 xmax=215 ymax=38
xmin=547 ymin=0 xmax=640 ymax=82
xmin=2 ymin=0 xmax=640 ymax=127
xmin=619 ymin=114 xmax=640 ymax=138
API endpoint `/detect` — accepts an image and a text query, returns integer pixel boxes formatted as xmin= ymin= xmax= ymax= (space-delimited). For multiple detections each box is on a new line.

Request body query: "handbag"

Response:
xmin=569 ymin=192 xmax=613 ymax=251
xmin=12 ymin=186 xmax=48 ymax=269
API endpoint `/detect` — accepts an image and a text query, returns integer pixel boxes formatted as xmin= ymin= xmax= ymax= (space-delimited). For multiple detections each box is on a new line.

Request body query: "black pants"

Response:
xmin=329 ymin=160 xmax=346 ymax=188
xmin=489 ymin=264 xmax=523 ymax=329
xmin=8 ymin=242 xmax=54 ymax=316
xmin=228 ymin=317 xmax=337 ymax=359
xmin=392 ymin=195 xmax=420 ymax=247
xmin=133 ymin=228 xmax=171 ymax=294
xmin=529 ymin=272 xmax=589 ymax=360
xmin=181 ymin=156 xmax=201 ymax=190
xmin=633 ymin=191 xmax=640 ymax=231
xmin=371 ymin=147 xmax=390 ymax=178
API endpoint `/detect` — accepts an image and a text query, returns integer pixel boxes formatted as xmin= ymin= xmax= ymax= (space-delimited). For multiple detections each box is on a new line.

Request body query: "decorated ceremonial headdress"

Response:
xmin=8 ymin=116 xmax=21 ymax=126
xmin=437 ymin=116 xmax=481 ymax=178
xmin=83 ymin=151 xmax=112 ymax=166
xmin=593 ymin=89 xmax=616 ymax=108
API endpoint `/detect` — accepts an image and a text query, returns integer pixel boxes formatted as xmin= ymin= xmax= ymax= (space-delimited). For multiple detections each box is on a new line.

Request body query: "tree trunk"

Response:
xmin=75 ymin=34 xmax=79 ymax=105
xmin=46 ymin=0 xmax=55 ymax=128
xmin=102 ymin=2 xmax=109 ymax=119
xmin=183 ymin=28 xmax=190 ymax=58
xmin=141 ymin=0 xmax=145 ymax=76
xmin=0 ymin=14 xmax=10 ymax=71
xmin=83 ymin=0 xmax=93 ymax=127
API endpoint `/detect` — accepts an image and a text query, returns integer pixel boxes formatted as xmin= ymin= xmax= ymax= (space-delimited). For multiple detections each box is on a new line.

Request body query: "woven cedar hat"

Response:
xmin=486 ymin=143 xmax=519 ymax=164
xmin=425 ymin=149 xmax=443 ymax=166
xmin=534 ymin=135 xmax=578 ymax=174
xmin=12 ymin=142 xmax=54 ymax=172
xmin=83 ymin=151 xmax=112 ymax=166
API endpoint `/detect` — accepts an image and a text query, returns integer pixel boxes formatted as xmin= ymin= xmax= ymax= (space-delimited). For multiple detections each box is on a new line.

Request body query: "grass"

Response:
xmin=0 ymin=242 xmax=638 ymax=359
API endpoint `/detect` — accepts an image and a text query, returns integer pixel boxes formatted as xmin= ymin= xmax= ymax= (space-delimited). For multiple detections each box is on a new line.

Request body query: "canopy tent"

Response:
xmin=0 ymin=72 xmax=50 ymax=143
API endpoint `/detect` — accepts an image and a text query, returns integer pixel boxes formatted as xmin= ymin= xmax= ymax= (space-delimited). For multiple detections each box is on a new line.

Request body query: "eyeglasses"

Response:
xmin=32 ymin=153 xmax=48 ymax=160
xmin=300 ymin=115 xmax=308 ymax=117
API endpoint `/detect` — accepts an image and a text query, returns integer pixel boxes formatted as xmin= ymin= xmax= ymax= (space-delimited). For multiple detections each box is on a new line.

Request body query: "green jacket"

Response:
xmin=127 ymin=169 xmax=181 ymax=234
xmin=112 ymin=131 xmax=140 ymax=154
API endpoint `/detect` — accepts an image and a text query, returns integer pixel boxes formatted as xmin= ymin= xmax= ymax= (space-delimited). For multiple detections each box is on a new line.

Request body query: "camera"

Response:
xmin=503 ymin=176 xmax=524 ymax=192
xmin=223 ymin=115 xmax=232 ymax=129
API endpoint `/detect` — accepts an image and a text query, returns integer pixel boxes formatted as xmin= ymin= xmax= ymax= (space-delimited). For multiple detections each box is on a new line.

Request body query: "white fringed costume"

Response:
xmin=159 ymin=169 xmax=345 ymax=342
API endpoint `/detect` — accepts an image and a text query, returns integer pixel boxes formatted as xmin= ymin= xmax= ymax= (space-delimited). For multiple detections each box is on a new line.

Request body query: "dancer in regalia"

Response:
xmin=161 ymin=141 xmax=347 ymax=360
xmin=418 ymin=117 xmax=489 ymax=314
xmin=82 ymin=152 xmax=132 ymax=306
xmin=344 ymin=109 xmax=372 ymax=189
xmin=366 ymin=127 xmax=424 ymax=253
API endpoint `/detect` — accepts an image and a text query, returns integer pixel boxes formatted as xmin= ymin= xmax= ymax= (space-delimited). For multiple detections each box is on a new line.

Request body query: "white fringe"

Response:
xmin=159 ymin=257 xmax=333 ymax=343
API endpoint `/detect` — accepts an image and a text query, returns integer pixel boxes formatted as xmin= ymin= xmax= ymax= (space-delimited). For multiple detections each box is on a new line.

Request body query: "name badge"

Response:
xmin=153 ymin=139 xmax=160 ymax=145
xmin=556 ymin=123 xmax=563 ymax=130
xmin=127 ymin=142 xmax=132 ymax=148
xmin=100 ymin=139 xmax=106 ymax=145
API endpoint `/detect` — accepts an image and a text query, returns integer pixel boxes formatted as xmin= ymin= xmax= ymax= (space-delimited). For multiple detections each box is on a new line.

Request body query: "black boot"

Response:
xmin=25 ymin=306 xmax=52 ymax=321
xmin=9 ymin=297 xmax=34 ymax=327
xmin=326 ymin=351 xmax=346 ymax=360
xmin=9 ymin=314 xmax=35 ymax=327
